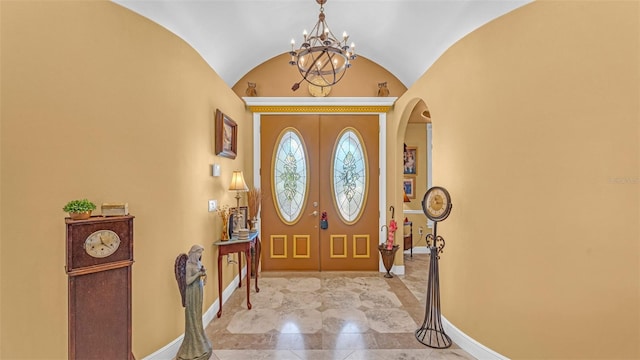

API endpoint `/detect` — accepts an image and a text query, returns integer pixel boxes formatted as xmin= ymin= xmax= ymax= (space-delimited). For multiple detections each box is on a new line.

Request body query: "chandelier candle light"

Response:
xmin=289 ymin=0 xmax=356 ymax=91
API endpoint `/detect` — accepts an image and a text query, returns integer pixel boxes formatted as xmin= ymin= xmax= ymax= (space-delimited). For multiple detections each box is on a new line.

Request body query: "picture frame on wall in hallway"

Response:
xmin=404 ymin=146 xmax=417 ymax=175
xmin=215 ymin=109 xmax=237 ymax=159
xmin=403 ymin=178 xmax=416 ymax=199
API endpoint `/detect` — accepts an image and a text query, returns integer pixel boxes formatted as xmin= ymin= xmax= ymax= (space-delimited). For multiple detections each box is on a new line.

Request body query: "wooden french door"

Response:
xmin=260 ymin=114 xmax=379 ymax=271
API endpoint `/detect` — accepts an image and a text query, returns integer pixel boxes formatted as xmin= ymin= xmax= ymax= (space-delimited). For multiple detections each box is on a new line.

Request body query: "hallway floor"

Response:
xmin=205 ymin=252 xmax=475 ymax=360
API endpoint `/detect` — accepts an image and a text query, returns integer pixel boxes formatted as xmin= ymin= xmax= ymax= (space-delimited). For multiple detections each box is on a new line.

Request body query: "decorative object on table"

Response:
xmin=288 ymin=0 xmax=356 ymax=91
xmin=247 ymin=187 xmax=261 ymax=232
xmin=237 ymin=228 xmax=250 ymax=240
xmin=63 ymin=198 xmax=96 ymax=220
xmin=174 ymin=245 xmax=212 ymax=360
xmin=228 ymin=206 xmax=248 ymax=238
xmin=377 ymin=81 xmax=389 ymax=96
xmin=101 ymin=202 xmax=129 ymax=217
xmin=403 ymin=177 xmax=416 ymax=199
xmin=320 ymin=211 xmax=328 ymax=229
xmin=415 ymin=186 xmax=453 ymax=349
xmin=216 ymin=205 xmax=230 ymax=241
xmin=215 ymin=109 xmax=237 ymax=159
xmin=65 ymin=215 xmax=135 ymax=359
xmin=404 ymin=145 xmax=417 ymax=175
xmin=245 ymin=82 xmax=257 ymax=96
xmin=378 ymin=243 xmax=399 ymax=278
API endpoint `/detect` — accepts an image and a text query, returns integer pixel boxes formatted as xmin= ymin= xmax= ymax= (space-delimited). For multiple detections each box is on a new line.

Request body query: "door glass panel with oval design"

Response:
xmin=331 ymin=128 xmax=368 ymax=225
xmin=272 ymin=128 xmax=309 ymax=225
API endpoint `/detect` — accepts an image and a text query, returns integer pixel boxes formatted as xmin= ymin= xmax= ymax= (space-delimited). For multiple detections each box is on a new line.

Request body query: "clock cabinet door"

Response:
xmin=69 ymin=267 xmax=132 ymax=359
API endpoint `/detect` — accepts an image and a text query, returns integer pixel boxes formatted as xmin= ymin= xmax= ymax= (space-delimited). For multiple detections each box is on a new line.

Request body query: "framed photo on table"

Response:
xmin=228 ymin=206 xmax=248 ymax=237
xmin=403 ymin=178 xmax=416 ymax=199
xmin=215 ymin=109 xmax=237 ymax=159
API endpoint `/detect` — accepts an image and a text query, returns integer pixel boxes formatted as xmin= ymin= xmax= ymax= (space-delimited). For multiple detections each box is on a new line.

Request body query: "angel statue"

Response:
xmin=174 ymin=245 xmax=212 ymax=360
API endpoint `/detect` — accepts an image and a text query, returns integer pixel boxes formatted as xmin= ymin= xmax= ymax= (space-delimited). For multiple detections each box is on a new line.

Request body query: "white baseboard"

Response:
xmin=404 ymin=246 xmax=430 ymax=254
xmin=378 ymin=257 xmax=405 ymax=275
xmin=391 ymin=264 xmax=405 ymax=275
xmin=143 ymin=266 xmax=248 ymax=360
xmin=441 ymin=316 xmax=509 ymax=360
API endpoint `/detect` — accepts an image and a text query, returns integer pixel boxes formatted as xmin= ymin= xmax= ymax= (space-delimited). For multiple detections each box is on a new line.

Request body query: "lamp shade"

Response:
xmin=229 ymin=171 xmax=249 ymax=192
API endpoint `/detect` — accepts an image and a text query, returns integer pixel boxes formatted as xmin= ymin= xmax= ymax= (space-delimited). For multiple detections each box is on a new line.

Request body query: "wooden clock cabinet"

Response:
xmin=65 ymin=215 xmax=135 ymax=360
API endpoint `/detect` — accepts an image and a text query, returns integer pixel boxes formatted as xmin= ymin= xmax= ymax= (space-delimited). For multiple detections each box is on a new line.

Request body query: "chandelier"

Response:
xmin=288 ymin=0 xmax=356 ymax=91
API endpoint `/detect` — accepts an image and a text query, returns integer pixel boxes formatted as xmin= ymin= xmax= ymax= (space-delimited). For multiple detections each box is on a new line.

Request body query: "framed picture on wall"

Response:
xmin=403 ymin=178 xmax=416 ymax=199
xmin=215 ymin=109 xmax=237 ymax=159
xmin=404 ymin=146 xmax=417 ymax=175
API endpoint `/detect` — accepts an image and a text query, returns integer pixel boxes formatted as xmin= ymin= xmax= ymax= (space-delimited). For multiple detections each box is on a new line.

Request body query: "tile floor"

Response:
xmin=205 ymin=252 xmax=475 ymax=360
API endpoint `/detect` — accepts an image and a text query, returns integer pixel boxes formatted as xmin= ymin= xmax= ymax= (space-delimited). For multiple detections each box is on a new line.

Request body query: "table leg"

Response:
xmin=245 ymin=248 xmax=252 ymax=310
xmin=254 ymin=238 xmax=261 ymax=293
xmin=216 ymin=253 xmax=223 ymax=318
xmin=237 ymin=252 xmax=242 ymax=288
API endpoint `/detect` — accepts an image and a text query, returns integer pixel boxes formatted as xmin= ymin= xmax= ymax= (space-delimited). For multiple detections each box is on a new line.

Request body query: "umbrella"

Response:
xmin=386 ymin=206 xmax=398 ymax=250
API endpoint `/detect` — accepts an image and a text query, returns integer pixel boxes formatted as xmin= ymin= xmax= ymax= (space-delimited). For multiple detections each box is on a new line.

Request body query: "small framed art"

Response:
xmin=215 ymin=109 xmax=237 ymax=159
xmin=403 ymin=178 xmax=416 ymax=199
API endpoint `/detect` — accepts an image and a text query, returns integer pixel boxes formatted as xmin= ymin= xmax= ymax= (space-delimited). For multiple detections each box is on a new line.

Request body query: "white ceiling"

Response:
xmin=112 ymin=0 xmax=531 ymax=88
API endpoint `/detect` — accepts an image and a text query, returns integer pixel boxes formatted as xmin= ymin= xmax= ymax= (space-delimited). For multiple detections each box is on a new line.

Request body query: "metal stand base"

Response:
xmin=415 ymin=245 xmax=452 ymax=349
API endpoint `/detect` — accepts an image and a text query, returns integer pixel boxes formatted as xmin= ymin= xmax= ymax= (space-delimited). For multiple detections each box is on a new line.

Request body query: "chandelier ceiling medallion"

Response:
xmin=289 ymin=0 xmax=356 ymax=91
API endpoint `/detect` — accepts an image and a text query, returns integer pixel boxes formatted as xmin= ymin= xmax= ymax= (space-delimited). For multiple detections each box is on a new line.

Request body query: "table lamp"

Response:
xmin=229 ymin=170 xmax=249 ymax=228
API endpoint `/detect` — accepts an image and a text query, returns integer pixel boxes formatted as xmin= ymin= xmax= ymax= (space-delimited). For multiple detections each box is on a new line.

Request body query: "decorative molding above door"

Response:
xmin=243 ymin=97 xmax=397 ymax=113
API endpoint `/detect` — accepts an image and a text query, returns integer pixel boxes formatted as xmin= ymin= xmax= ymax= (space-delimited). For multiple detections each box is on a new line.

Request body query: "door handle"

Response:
xmin=309 ymin=210 xmax=318 ymax=216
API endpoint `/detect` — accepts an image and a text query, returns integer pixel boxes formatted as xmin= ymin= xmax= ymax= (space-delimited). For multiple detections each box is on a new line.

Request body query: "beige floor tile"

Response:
xmin=204 ymin=252 xmax=476 ymax=360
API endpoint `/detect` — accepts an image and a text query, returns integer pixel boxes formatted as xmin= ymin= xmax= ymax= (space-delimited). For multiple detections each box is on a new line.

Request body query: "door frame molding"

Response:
xmin=244 ymin=97 xmax=397 ymax=273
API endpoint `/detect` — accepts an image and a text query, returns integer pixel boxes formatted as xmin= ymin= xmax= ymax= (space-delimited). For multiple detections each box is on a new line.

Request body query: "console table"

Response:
xmin=213 ymin=231 xmax=261 ymax=317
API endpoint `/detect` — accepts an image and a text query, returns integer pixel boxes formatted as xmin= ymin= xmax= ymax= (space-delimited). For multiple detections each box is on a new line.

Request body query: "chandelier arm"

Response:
xmin=323 ymin=51 xmax=338 ymax=84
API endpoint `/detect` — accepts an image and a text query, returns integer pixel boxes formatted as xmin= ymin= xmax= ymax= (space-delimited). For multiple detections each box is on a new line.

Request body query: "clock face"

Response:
xmin=84 ymin=230 xmax=121 ymax=258
xmin=422 ymin=186 xmax=452 ymax=222
xmin=308 ymin=77 xmax=332 ymax=97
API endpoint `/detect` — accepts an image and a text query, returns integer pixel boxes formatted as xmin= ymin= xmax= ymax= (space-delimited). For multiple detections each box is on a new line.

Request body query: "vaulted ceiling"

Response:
xmin=112 ymin=0 xmax=531 ymax=89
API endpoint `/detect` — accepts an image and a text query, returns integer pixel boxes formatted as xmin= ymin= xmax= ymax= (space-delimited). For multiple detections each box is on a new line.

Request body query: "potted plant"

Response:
xmin=63 ymin=199 xmax=97 ymax=220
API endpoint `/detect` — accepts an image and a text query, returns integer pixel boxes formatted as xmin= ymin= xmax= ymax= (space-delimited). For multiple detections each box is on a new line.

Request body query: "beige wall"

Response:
xmin=1 ymin=1 xmax=250 ymax=358
xmin=232 ymin=53 xmax=406 ymax=98
xmin=392 ymin=1 xmax=639 ymax=358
